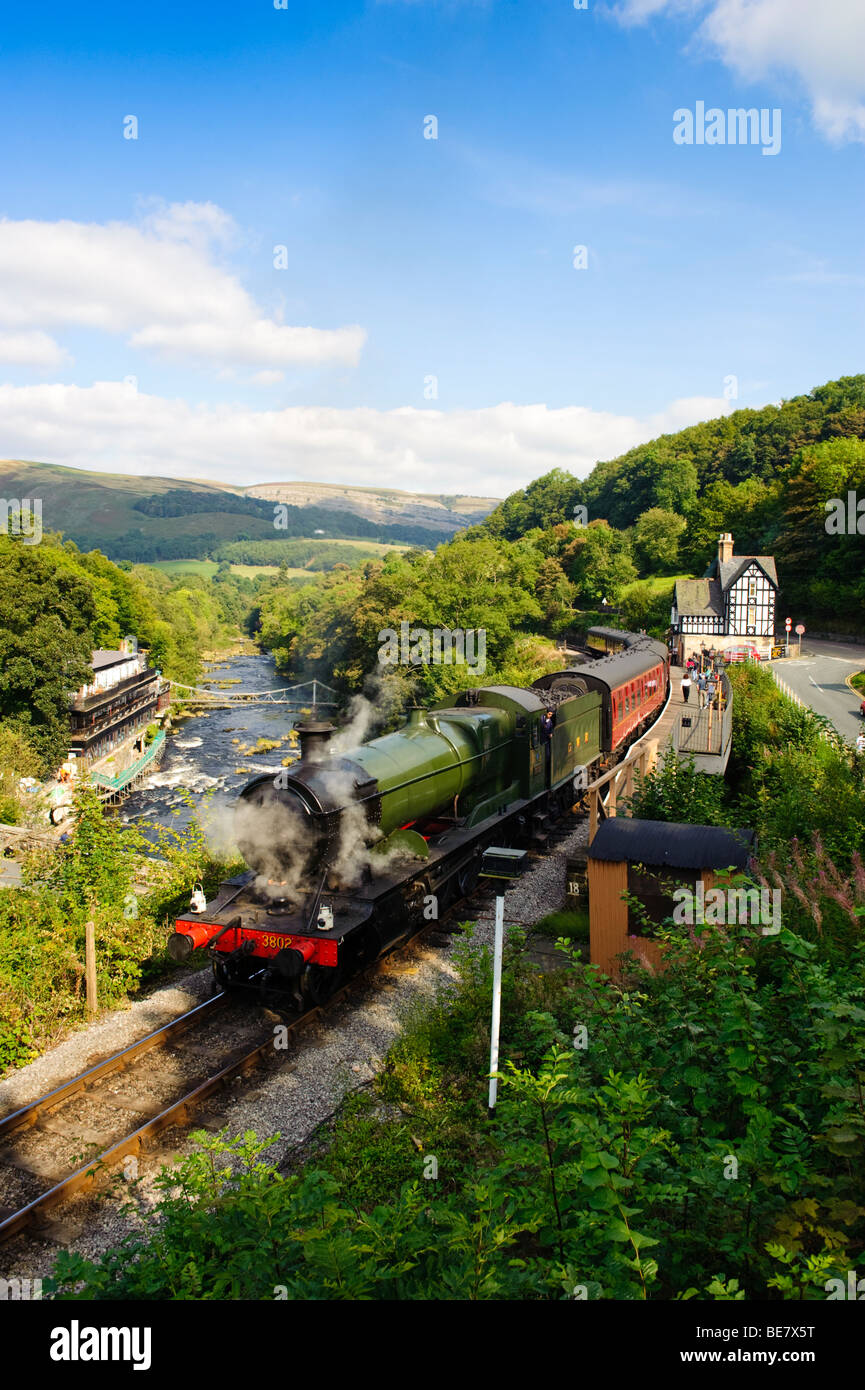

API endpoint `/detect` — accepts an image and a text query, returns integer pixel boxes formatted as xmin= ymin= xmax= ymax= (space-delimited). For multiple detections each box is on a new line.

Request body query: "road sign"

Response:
xmin=795 ymin=624 xmax=805 ymax=635
xmin=785 ymin=617 xmax=792 ymax=631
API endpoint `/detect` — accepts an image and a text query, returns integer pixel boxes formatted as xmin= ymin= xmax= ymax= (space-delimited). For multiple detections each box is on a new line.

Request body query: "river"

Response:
xmin=121 ymin=651 xmax=305 ymax=836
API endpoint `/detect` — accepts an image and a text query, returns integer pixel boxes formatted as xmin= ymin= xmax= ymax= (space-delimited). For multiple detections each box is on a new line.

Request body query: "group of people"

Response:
xmin=680 ymin=656 xmax=720 ymax=709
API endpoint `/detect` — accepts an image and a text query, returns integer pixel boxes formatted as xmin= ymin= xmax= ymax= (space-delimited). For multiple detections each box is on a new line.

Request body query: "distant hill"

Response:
xmin=243 ymin=481 xmax=497 ymax=535
xmin=0 ymin=460 xmax=499 ymax=562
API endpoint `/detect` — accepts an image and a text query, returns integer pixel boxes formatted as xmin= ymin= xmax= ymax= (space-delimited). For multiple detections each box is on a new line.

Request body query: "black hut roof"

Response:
xmin=589 ymin=818 xmax=755 ymax=871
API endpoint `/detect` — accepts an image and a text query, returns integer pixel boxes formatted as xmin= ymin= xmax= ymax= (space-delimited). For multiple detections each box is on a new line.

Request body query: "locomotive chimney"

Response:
xmin=295 ymin=719 xmax=336 ymax=763
xmin=718 ymin=532 xmax=734 ymax=565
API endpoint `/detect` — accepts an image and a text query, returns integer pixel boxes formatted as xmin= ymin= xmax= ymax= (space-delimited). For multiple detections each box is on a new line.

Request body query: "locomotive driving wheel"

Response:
xmin=304 ymin=962 xmax=346 ymax=1008
xmin=457 ymin=856 xmax=481 ymax=899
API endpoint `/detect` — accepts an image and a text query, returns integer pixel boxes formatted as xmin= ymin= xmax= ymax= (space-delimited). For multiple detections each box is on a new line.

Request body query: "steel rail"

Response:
xmin=0 ymin=992 xmax=230 ymax=1144
xmin=0 ymin=961 xmax=382 ymax=1244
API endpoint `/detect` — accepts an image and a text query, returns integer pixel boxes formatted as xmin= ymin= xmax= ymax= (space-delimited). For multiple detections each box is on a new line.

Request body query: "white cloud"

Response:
xmin=0 ymin=380 xmax=727 ymax=498
xmin=0 ymin=202 xmax=365 ymax=371
xmin=611 ymin=0 xmax=865 ymax=143
xmin=0 ymin=330 xmax=71 ymax=368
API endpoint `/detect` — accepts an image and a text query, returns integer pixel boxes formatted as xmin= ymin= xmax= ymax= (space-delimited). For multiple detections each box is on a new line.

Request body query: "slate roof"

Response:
xmin=589 ymin=818 xmax=756 ymax=870
xmin=710 ymin=556 xmax=778 ymax=589
xmin=91 ymin=649 xmax=130 ymax=671
xmin=673 ymin=578 xmax=725 ymax=618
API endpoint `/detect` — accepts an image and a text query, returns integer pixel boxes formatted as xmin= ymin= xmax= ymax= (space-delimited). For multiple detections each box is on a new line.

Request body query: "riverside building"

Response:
xmin=68 ymin=638 xmax=169 ymax=767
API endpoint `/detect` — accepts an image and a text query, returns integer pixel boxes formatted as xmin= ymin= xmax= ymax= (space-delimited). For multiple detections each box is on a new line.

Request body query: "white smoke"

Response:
xmin=232 ymin=794 xmax=318 ymax=903
xmin=328 ymin=671 xmax=410 ymax=756
xmin=206 ymin=672 xmax=427 ymax=904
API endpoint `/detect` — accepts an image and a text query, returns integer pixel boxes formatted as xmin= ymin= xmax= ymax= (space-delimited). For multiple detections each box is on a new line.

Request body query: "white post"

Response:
xmin=488 ymin=893 xmax=505 ymax=1117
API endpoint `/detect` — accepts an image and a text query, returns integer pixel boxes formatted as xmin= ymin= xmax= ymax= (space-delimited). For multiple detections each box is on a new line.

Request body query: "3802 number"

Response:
xmin=259 ymin=933 xmax=288 ymax=950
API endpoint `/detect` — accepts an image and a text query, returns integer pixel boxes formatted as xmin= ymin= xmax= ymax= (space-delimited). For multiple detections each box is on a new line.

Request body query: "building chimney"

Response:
xmin=718 ymin=532 xmax=734 ymax=565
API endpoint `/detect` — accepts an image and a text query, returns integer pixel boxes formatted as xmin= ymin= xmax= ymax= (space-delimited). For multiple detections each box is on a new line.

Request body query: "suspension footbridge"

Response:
xmin=166 ymin=678 xmax=341 ymax=710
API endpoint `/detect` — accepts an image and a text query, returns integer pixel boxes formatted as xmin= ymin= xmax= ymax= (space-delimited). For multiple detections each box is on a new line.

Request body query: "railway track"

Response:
xmin=0 ymin=907 xmax=472 ymax=1249
xmin=0 ymin=790 xmax=605 ymax=1251
xmin=0 ymin=990 xmax=268 ymax=1245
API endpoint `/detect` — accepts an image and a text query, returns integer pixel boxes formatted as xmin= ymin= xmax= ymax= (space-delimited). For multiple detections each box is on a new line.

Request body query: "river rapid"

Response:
xmin=121 ymin=651 xmax=304 ymax=838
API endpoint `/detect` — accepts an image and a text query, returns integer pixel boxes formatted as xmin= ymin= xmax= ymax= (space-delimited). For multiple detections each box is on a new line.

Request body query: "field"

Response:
xmin=621 ymin=573 xmax=694 ymax=598
xmin=148 ymin=559 xmax=300 ymax=579
xmin=149 ymin=559 xmax=219 ymax=578
xmin=149 ymin=538 xmax=411 ymax=582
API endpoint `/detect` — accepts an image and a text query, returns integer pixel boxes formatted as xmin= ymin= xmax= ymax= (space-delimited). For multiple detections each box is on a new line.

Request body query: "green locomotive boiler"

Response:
xmin=168 ymin=668 xmax=640 ymax=1008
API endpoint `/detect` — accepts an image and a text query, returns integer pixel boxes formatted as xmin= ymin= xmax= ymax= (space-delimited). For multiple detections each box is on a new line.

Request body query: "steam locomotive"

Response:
xmin=168 ymin=630 xmax=669 ymax=1008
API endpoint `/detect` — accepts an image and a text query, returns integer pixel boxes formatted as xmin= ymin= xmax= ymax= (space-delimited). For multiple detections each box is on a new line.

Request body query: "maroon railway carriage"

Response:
xmin=534 ymin=639 xmax=669 ymax=756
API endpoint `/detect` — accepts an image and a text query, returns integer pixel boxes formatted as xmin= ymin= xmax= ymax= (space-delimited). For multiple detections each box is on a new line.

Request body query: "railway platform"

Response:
xmin=660 ymin=665 xmax=732 ymax=775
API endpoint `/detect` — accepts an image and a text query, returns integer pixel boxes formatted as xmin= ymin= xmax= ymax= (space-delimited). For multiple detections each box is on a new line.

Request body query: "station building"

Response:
xmin=670 ymin=532 xmax=778 ymax=665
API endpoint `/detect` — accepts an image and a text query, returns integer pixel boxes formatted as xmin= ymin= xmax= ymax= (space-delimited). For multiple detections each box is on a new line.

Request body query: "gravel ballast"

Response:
xmin=0 ymin=821 xmax=588 ymax=1288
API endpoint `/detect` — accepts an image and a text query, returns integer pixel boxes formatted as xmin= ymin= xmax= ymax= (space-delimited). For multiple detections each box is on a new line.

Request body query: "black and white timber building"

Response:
xmin=670 ymin=533 xmax=778 ymax=663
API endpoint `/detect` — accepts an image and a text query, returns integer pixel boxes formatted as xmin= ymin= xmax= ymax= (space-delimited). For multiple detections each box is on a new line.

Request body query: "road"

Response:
xmin=768 ymin=638 xmax=865 ymax=744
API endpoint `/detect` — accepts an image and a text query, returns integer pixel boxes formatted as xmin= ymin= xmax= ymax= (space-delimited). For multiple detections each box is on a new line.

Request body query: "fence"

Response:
xmin=770 ymin=670 xmax=806 ymax=709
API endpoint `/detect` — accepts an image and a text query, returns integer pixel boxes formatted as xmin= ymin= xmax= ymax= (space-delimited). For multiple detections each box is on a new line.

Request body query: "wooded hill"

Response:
xmin=0 ymin=461 xmax=497 ymax=562
xmin=474 ymin=376 xmax=865 ymax=626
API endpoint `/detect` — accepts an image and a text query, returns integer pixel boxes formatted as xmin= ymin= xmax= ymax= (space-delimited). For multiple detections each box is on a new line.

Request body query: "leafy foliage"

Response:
xmin=0 ymin=789 xmax=243 ymax=1072
xmin=626 ymin=749 xmax=732 ymax=826
xmin=476 ymin=375 xmax=865 ymax=626
xmin=47 ymin=917 xmax=864 ymax=1301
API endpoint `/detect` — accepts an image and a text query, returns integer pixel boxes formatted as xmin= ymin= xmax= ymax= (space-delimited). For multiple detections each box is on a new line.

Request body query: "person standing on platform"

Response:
xmin=681 ymin=673 xmax=692 ymax=704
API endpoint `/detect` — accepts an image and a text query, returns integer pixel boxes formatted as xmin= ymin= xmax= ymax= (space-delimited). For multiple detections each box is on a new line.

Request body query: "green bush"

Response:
xmin=0 ymin=788 xmax=243 ymax=1073
xmin=46 ymin=915 xmax=864 ymax=1301
xmin=533 ymin=909 xmax=589 ymax=943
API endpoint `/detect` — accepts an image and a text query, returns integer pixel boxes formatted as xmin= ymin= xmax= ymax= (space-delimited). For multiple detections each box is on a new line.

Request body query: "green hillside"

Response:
xmin=473 ymin=375 xmax=865 ymax=627
xmin=0 ymin=460 xmax=496 ymax=561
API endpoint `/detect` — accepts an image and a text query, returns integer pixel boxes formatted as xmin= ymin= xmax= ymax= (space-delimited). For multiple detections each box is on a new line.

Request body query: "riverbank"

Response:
xmin=120 ymin=649 xmax=302 ymax=836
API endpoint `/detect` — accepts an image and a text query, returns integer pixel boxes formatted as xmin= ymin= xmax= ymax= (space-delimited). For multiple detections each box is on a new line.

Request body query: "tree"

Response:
xmin=0 ymin=539 xmax=95 ymax=774
xmin=619 ymin=579 xmax=675 ymax=638
xmin=562 ymin=521 xmax=637 ymax=604
xmin=633 ymin=508 xmax=686 ymax=574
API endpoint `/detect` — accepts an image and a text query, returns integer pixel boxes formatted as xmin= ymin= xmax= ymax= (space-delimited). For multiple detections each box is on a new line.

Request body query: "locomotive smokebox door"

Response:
xmin=480 ymin=846 xmax=528 ymax=881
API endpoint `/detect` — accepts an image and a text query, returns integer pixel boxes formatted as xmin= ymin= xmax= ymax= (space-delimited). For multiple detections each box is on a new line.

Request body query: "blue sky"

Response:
xmin=0 ymin=0 xmax=862 ymax=496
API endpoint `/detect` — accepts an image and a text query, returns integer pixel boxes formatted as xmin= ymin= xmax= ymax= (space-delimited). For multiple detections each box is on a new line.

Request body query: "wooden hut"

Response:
xmin=587 ymin=818 xmax=756 ymax=976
